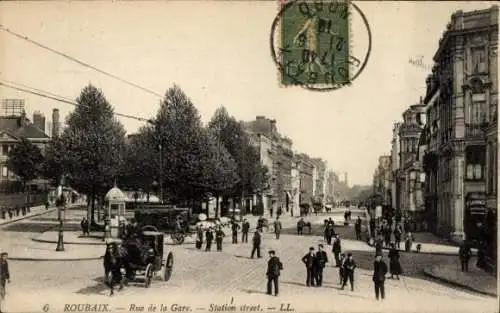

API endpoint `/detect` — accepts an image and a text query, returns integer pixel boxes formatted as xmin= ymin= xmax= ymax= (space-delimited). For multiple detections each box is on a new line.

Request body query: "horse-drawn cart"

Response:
xmin=105 ymin=226 xmax=174 ymax=288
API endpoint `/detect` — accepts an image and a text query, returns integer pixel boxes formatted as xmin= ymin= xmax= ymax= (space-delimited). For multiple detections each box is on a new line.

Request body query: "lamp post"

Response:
xmin=55 ymin=176 xmax=65 ymax=252
xmin=159 ymin=143 xmax=163 ymax=204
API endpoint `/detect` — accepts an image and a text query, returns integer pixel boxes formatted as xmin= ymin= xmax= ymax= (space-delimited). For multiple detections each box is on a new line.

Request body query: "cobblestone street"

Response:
xmin=1 ymin=209 xmax=497 ymax=313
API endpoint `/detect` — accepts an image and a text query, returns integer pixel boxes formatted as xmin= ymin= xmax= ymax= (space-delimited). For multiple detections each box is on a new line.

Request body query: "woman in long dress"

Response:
xmin=388 ymin=244 xmax=402 ymax=280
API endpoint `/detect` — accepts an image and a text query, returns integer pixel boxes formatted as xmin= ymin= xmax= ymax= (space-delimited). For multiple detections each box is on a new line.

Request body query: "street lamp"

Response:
xmin=159 ymin=143 xmax=164 ymax=204
xmin=55 ymin=176 xmax=65 ymax=252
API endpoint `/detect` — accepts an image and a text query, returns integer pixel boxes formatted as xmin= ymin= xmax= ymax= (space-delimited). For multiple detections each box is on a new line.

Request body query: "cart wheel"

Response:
xmin=164 ymin=252 xmax=174 ymax=281
xmin=145 ymin=264 xmax=153 ymax=288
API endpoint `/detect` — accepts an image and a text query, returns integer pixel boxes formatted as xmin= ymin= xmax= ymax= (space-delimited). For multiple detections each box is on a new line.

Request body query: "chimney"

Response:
xmin=33 ymin=111 xmax=46 ymax=133
xmin=52 ymin=108 xmax=60 ymax=138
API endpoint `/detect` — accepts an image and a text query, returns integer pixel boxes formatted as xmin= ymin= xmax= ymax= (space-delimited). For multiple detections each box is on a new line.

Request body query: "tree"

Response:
xmin=58 ymin=84 xmax=126 ymax=221
xmin=41 ymin=137 xmax=67 ymax=187
xmin=7 ymin=138 xmax=44 ymax=188
xmin=208 ymin=107 xmax=268 ymax=208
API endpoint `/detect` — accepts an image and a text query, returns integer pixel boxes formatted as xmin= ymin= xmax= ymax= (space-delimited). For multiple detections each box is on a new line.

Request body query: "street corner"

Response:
xmin=423 ymin=264 xmax=498 ymax=297
xmin=8 ymin=242 xmax=104 ymax=261
xmin=33 ymin=230 xmax=106 ymax=246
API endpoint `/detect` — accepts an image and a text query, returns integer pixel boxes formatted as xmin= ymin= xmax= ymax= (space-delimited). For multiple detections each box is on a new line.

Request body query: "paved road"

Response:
xmin=1 ymin=208 xmax=497 ymax=313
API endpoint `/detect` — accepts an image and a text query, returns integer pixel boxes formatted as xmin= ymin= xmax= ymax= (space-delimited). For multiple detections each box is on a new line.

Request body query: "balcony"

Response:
xmin=465 ymin=124 xmax=485 ymax=139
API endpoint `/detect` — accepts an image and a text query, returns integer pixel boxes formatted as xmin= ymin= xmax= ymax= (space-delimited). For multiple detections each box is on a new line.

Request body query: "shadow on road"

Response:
xmin=2 ymin=222 xmax=81 ymax=233
xmin=240 ymin=288 xmax=268 ymax=295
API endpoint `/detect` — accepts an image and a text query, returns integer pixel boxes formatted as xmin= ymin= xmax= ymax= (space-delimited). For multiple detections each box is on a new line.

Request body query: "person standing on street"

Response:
xmin=270 ymin=207 xmax=274 ymax=218
xmin=302 ymin=247 xmax=316 ymax=287
xmin=231 ymin=221 xmax=240 ymax=244
xmin=372 ymin=255 xmax=388 ymax=301
xmin=205 ymin=227 xmax=214 ymax=252
xmin=314 ymin=244 xmax=328 ymax=286
xmin=215 ymin=227 xmax=225 ymax=252
xmin=297 ymin=218 xmax=305 ymax=235
xmin=459 ymin=243 xmax=471 ymax=272
xmin=394 ymin=225 xmax=403 ymax=249
xmin=195 ymin=226 xmax=204 ymax=250
xmin=388 ymin=244 xmax=402 ymax=279
xmin=242 ymin=219 xmax=250 ymax=243
xmin=332 ymin=235 xmax=342 ymax=267
xmin=0 ymin=252 xmax=10 ymax=313
xmin=251 ymin=231 xmax=262 ymax=258
xmin=355 ymin=217 xmax=362 ymax=240
xmin=375 ymin=236 xmax=384 ymax=256
xmin=340 ymin=253 xmax=356 ymax=291
xmin=266 ymin=250 xmax=283 ymax=296
xmin=338 ymin=253 xmax=346 ymax=285
xmin=81 ymin=217 xmax=90 ymax=235
xmin=273 ymin=217 xmax=282 ymax=240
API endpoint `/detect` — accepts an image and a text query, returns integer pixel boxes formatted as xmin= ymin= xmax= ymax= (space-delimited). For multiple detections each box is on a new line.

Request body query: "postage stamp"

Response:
xmin=270 ymin=0 xmax=372 ymax=91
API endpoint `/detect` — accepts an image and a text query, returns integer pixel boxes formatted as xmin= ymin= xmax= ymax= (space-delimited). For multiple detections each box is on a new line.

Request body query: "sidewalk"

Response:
xmin=0 ymin=205 xmax=57 ymax=226
xmin=8 ymin=241 xmax=104 ymax=261
xmin=424 ymin=260 xmax=497 ymax=297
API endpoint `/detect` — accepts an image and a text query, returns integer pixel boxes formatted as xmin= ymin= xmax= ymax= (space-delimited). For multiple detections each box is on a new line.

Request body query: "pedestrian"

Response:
xmin=338 ymin=253 xmax=346 ymax=285
xmin=0 ymin=252 xmax=10 ymax=312
xmin=215 ymin=227 xmax=225 ymax=252
xmin=388 ymin=244 xmax=402 ymax=279
xmin=205 ymin=227 xmax=214 ymax=252
xmin=340 ymin=253 xmax=356 ymax=291
xmin=302 ymin=247 xmax=316 ymax=287
xmin=459 ymin=243 xmax=471 ymax=272
xmin=332 ymin=235 xmax=342 ymax=267
xmin=277 ymin=207 xmax=282 ymax=217
xmin=324 ymin=224 xmax=332 ymax=244
xmin=375 ymin=237 xmax=383 ymax=256
xmin=384 ymin=227 xmax=391 ymax=247
xmin=372 ymin=255 xmax=388 ymax=301
xmin=273 ymin=217 xmax=282 ymax=240
xmin=257 ymin=216 xmax=265 ymax=233
xmin=195 ymin=226 xmax=203 ymax=250
xmin=242 ymin=219 xmax=250 ymax=243
xmin=266 ymin=250 xmax=283 ymax=296
xmin=404 ymin=232 xmax=414 ymax=252
xmin=394 ymin=225 xmax=402 ymax=249
xmin=270 ymin=207 xmax=273 ymax=218
xmin=231 ymin=221 xmax=240 ymax=244
xmin=81 ymin=217 xmax=89 ymax=235
xmin=314 ymin=244 xmax=328 ymax=286
xmin=297 ymin=218 xmax=305 ymax=235
xmin=355 ymin=217 xmax=362 ymax=240
xmin=104 ymin=243 xmax=123 ymax=296
xmin=251 ymin=231 xmax=261 ymax=258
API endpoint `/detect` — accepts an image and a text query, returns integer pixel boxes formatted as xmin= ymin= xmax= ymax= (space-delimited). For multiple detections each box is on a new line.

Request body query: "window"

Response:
xmin=466 ymin=146 xmax=485 ymax=181
xmin=2 ymin=145 xmax=8 ymax=156
xmin=1 ymin=166 xmax=7 ymax=177
xmin=471 ymin=47 xmax=487 ymax=73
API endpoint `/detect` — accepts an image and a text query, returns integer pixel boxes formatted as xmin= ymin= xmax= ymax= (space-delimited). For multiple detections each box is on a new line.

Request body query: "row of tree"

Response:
xmin=8 ymin=84 xmax=268 ymax=220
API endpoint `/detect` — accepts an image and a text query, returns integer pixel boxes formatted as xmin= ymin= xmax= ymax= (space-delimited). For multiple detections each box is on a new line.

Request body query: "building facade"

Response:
xmin=296 ymin=153 xmax=314 ymax=211
xmin=390 ymin=123 xmax=401 ymax=210
xmin=422 ymin=6 xmax=498 ymax=243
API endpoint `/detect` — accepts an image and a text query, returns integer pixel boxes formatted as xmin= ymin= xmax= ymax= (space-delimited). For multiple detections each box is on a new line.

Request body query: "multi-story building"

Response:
xmin=0 ymin=100 xmax=51 ymax=186
xmin=422 ymin=6 xmax=498 ymax=244
xmin=296 ymin=153 xmax=314 ymax=212
xmin=390 ymin=123 xmax=401 ymax=210
xmin=372 ymin=156 xmax=392 ymax=209
xmin=290 ymin=160 xmax=301 ymax=216
xmin=399 ymin=102 xmax=426 ymax=223
xmin=325 ymin=170 xmax=336 ymax=204
xmin=311 ymin=158 xmax=328 ymax=210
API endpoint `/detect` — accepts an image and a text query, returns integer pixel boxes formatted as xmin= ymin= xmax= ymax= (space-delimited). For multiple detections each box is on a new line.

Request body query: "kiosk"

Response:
xmin=104 ymin=185 xmax=128 ymax=239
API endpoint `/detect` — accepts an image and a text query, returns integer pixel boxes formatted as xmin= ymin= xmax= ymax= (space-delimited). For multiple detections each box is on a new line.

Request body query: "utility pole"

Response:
xmin=55 ymin=175 xmax=65 ymax=251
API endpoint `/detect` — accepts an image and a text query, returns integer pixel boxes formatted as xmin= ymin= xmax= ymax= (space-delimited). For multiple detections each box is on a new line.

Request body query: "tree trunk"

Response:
xmin=90 ymin=193 xmax=96 ymax=223
xmin=215 ymin=195 xmax=219 ymax=218
xmin=87 ymin=196 xmax=92 ymax=233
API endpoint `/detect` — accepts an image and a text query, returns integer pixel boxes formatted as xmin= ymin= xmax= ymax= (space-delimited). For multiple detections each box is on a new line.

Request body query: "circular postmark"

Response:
xmin=270 ymin=0 xmax=372 ymax=91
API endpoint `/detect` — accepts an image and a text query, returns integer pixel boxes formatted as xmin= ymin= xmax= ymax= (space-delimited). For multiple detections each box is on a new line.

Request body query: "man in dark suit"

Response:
xmin=251 ymin=231 xmax=261 ymax=258
xmin=205 ymin=228 xmax=214 ymax=251
xmin=332 ymin=235 xmax=342 ymax=267
xmin=372 ymin=255 xmax=388 ymax=300
xmin=231 ymin=221 xmax=240 ymax=244
xmin=242 ymin=219 xmax=250 ymax=243
xmin=314 ymin=244 xmax=328 ymax=286
xmin=266 ymin=250 xmax=283 ymax=296
xmin=459 ymin=243 xmax=471 ymax=272
xmin=341 ymin=253 xmax=356 ymax=291
xmin=355 ymin=217 xmax=362 ymax=240
xmin=302 ymin=247 xmax=316 ymax=287
xmin=0 ymin=252 xmax=10 ymax=310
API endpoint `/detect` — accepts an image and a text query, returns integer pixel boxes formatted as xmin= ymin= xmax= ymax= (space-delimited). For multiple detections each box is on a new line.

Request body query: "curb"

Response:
xmin=10 ymin=255 xmax=104 ymax=262
xmin=423 ymin=269 xmax=497 ymax=297
xmin=0 ymin=208 xmax=57 ymax=226
xmin=32 ymin=237 xmax=106 ymax=246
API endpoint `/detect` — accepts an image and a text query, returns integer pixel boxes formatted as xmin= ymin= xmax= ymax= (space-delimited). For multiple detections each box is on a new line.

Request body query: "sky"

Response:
xmin=0 ymin=0 xmax=496 ymax=186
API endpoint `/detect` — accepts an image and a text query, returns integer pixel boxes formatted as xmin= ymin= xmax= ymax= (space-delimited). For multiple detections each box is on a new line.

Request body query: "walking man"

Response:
xmin=205 ymin=227 xmax=214 ymax=252
xmin=340 ymin=253 xmax=356 ymax=291
xmin=231 ymin=221 xmax=240 ymax=244
xmin=273 ymin=217 xmax=282 ymax=240
xmin=372 ymin=255 xmax=388 ymax=301
xmin=355 ymin=217 xmax=362 ymax=240
xmin=266 ymin=250 xmax=283 ymax=296
xmin=459 ymin=243 xmax=471 ymax=272
xmin=297 ymin=218 xmax=305 ymax=235
xmin=0 ymin=252 xmax=10 ymax=313
xmin=215 ymin=227 xmax=225 ymax=252
xmin=338 ymin=253 xmax=346 ymax=285
xmin=242 ymin=219 xmax=250 ymax=243
xmin=302 ymin=247 xmax=316 ymax=287
xmin=251 ymin=231 xmax=262 ymax=258
xmin=314 ymin=244 xmax=328 ymax=286
xmin=394 ymin=225 xmax=402 ymax=249
xmin=195 ymin=226 xmax=203 ymax=250
xmin=332 ymin=235 xmax=342 ymax=267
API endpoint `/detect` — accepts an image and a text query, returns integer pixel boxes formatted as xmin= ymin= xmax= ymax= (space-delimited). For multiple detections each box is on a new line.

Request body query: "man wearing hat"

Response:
xmin=372 ymin=254 xmax=388 ymax=300
xmin=205 ymin=227 xmax=214 ymax=252
xmin=341 ymin=253 xmax=356 ymax=291
xmin=302 ymin=247 xmax=316 ymax=287
xmin=0 ymin=252 xmax=10 ymax=312
xmin=266 ymin=250 xmax=283 ymax=296
xmin=314 ymin=244 xmax=328 ymax=286
xmin=251 ymin=230 xmax=262 ymax=258
xmin=215 ymin=226 xmax=225 ymax=252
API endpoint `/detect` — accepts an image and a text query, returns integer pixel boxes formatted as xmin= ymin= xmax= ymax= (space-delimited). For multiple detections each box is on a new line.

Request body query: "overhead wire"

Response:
xmin=0 ymin=79 xmax=152 ymax=123
xmin=0 ymin=24 xmax=163 ymax=98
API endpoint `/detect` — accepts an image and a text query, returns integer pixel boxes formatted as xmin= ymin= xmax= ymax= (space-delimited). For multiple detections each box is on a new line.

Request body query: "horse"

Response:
xmin=103 ymin=243 xmax=123 ymax=296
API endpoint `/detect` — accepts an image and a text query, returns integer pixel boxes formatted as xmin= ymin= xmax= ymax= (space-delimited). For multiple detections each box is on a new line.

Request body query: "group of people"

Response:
xmin=0 ymin=205 xmax=33 ymax=221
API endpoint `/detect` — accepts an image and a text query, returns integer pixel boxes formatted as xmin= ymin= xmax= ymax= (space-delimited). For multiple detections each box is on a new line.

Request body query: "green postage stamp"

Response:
xmin=276 ymin=0 xmax=352 ymax=90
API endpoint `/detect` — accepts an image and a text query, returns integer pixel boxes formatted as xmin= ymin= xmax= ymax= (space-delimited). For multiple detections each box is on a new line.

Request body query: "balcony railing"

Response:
xmin=465 ymin=124 xmax=484 ymax=138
